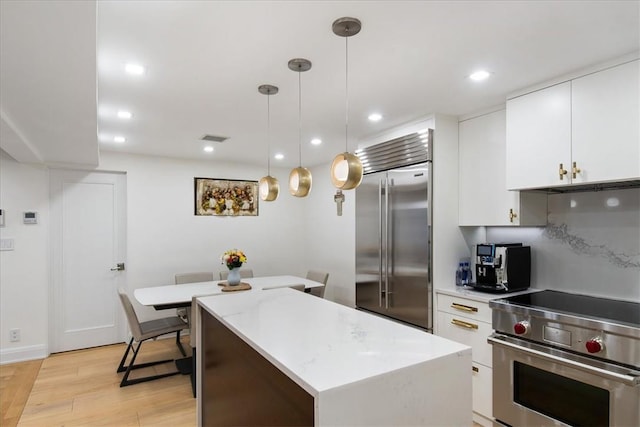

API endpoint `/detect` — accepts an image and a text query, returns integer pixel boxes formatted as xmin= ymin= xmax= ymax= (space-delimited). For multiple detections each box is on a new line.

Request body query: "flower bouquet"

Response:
xmin=221 ymin=249 xmax=247 ymax=270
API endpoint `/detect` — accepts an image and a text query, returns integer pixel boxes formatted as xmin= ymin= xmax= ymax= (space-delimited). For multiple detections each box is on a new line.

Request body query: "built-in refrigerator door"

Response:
xmin=356 ymin=171 xmax=387 ymax=316
xmin=385 ymin=163 xmax=432 ymax=330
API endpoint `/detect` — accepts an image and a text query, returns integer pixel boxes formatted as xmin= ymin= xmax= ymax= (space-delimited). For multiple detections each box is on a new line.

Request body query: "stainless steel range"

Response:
xmin=488 ymin=290 xmax=640 ymax=427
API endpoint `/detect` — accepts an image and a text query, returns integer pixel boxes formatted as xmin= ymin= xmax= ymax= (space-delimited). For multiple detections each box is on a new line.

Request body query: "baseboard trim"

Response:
xmin=0 ymin=344 xmax=48 ymax=365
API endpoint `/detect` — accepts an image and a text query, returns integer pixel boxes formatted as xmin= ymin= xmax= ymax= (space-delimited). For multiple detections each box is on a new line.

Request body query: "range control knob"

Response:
xmin=513 ymin=321 xmax=530 ymax=335
xmin=586 ymin=337 xmax=605 ymax=354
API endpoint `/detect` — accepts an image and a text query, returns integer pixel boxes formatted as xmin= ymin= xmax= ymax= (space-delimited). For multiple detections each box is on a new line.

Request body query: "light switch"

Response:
xmin=0 ymin=238 xmax=15 ymax=251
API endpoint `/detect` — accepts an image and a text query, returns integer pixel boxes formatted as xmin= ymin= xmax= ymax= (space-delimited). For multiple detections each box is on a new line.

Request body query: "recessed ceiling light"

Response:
xmin=368 ymin=113 xmax=383 ymax=122
xmin=311 ymin=138 xmax=322 ymax=145
xmin=203 ymin=146 xmax=214 ymax=153
xmin=117 ymin=110 xmax=133 ymax=119
xmin=274 ymin=153 xmax=284 ymax=160
xmin=114 ymin=136 xmax=126 ymax=143
xmin=125 ymin=63 xmax=145 ymax=75
xmin=469 ymin=70 xmax=491 ymax=81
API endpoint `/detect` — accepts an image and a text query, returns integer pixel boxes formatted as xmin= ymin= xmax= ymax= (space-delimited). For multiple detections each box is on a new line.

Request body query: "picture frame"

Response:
xmin=194 ymin=177 xmax=259 ymax=216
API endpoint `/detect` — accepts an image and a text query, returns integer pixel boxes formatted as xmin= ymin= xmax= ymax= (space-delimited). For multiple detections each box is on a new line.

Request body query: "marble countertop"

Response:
xmin=436 ymin=286 xmax=542 ymax=303
xmin=198 ymin=288 xmax=470 ymax=396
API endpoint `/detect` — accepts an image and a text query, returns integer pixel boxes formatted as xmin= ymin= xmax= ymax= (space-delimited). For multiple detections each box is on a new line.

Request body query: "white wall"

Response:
xmin=305 ymin=162 xmax=356 ymax=306
xmin=0 ymin=151 xmax=49 ymax=362
xmin=0 ymin=149 xmax=356 ymax=363
xmin=430 ymin=114 xmax=469 ymax=289
xmin=97 ymin=152 xmax=314 ymax=319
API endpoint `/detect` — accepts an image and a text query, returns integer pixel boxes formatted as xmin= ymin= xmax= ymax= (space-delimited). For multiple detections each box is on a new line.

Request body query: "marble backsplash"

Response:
xmin=486 ymin=187 xmax=640 ymax=302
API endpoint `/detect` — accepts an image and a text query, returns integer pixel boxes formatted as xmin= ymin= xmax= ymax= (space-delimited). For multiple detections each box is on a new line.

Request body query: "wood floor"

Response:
xmin=2 ymin=337 xmax=483 ymax=427
xmin=1 ymin=338 xmax=195 ymax=427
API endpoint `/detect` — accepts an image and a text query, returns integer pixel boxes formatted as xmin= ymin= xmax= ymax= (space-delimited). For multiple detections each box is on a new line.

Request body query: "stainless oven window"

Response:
xmin=513 ymin=361 xmax=610 ymax=426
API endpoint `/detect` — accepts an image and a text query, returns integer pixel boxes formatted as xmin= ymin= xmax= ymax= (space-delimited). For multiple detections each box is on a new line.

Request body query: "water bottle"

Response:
xmin=462 ymin=262 xmax=471 ymax=286
xmin=455 ymin=263 xmax=464 ymax=287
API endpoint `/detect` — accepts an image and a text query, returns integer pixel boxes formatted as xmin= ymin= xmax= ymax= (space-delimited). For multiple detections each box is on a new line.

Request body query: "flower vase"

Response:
xmin=227 ymin=267 xmax=242 ymax=286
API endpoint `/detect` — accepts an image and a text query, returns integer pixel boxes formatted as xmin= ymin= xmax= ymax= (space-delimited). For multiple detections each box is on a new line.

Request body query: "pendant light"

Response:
xmin=258 ymin=84 xmax=279 ymax=201
xmin=288 ymin=58 xmax=312 ymax=197
xmin=330 ymin=17 xmax=364 ymax=190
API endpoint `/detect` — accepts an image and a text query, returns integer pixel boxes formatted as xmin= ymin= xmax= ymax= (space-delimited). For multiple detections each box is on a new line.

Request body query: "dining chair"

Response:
xmin=219 ymin=268 xmax=254 ymax=280
xmin=306 ymin=270 xmax=329 ymax=298
xmin=116 ymin=288 xmax=188 ymax=387
xmin=174 ymin=272 xmax=214 ymax=324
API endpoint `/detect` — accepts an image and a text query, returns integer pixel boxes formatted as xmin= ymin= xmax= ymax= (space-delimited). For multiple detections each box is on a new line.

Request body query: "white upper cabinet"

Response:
xmin=572 ymin=60 xmax=640 ymax=184
xmin=506 ymin=59 xmax=639 ymax=190
xmin=459 ymin=109 xmax=547 ymax=226
xmin=506 ymin=82 xmax=572 ymax=189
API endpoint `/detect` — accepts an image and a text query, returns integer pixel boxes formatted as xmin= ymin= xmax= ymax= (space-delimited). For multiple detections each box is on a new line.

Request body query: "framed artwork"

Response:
xmin=194 ymin=178 xmax=259 ymax=216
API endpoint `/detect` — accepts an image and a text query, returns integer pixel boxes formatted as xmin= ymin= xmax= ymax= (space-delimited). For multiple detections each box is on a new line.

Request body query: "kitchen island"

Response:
xmin=196 ymin=288 xmax=472 ymax=426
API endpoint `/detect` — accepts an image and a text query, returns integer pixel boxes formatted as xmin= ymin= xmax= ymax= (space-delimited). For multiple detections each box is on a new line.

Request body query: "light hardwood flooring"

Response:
xmin=1 ymin=358 xmax=43 ymax=427
xmin=1 ymin=337 xmax=195 ymax=426
xmin=3 ymin=338 xmax=483 ymax=427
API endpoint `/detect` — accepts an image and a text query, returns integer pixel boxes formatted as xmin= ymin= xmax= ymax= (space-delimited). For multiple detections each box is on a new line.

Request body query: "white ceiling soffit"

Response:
xmin=0 ymin=0 xmax=99 ymax=167
xmin=0 ymin=112 xmax=42 ymax=163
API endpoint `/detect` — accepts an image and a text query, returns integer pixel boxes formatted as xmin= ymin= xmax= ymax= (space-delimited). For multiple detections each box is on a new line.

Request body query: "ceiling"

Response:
xmin=1 ymin=1 xmax=639 ymax=169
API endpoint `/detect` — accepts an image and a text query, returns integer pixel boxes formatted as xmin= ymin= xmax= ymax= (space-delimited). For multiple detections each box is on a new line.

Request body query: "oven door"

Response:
xmin=489 ymin=334 xmax=640 ymax=427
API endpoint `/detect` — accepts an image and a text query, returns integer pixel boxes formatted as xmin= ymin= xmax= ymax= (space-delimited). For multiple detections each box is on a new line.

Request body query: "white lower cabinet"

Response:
xmin=472 ymin=362 xmax=494 ymax=426
xmin=436 ymin=292 xmax=495 ymax=424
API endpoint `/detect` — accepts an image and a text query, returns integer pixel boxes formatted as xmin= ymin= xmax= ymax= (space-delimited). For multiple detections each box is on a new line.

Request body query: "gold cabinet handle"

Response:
xmin=451 ymin=303 xmax=478 ymax=313
xmin=472 ymin=366 xmax=479 ymax=373
xmin=572 ymin=161 xmax=581 ymax=179
xmin=509 ymin=208 xmax=518 ymax=223
xmin=451 ymin=318 xmax=479 ymax=330
xmin=559 ymin=163 xmax=568 ymax=180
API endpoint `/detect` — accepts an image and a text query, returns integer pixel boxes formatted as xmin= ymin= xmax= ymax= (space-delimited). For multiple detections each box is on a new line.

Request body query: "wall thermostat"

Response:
xmin=23 ymin=211 xmax=38 ymax=224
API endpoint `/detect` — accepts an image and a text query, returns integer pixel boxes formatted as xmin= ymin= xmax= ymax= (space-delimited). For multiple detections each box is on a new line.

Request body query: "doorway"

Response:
xmin=50 ymin=170 xmax=127 ymax=352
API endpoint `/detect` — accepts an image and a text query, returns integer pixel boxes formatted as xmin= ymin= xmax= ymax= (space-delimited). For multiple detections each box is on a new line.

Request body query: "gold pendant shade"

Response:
xmin=258 ymin=84 xmax=279 ymax=201
xmin=288 ymin=58 xmax=313 ymax=198
xmin=259 ymin=175 xmax=279 ymax=201
xmin=289 ymin=167 xmax=312 ymax=197
xmin=330 ymin=151 xmax=363 ymax=190
xmin=330 ymin=17 xmax=364 ymax=191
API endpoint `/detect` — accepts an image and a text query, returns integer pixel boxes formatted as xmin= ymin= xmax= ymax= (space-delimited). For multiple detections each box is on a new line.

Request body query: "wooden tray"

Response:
xmin=218 ymin=282 xmax=252 ymax=292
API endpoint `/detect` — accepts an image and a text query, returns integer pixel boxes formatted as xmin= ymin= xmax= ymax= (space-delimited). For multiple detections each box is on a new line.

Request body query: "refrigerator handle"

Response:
xmin=384 ymin=177 xmax=390 ymax=309
xmin=378 ymin=178 xmax=383 ymax=308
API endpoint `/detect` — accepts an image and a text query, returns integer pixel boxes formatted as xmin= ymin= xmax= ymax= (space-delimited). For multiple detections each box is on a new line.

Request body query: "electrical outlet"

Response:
xmin=9 ymin=329 xmax=20 ymax=342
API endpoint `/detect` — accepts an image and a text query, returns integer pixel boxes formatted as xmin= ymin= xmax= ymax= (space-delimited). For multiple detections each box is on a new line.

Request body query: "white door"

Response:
xmin=50 ymin=170 xmax=126 ymax=352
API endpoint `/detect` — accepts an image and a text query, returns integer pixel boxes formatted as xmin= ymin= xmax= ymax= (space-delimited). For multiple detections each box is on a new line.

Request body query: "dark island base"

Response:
xmin=201 ymin=311 xmax=314 ymax=426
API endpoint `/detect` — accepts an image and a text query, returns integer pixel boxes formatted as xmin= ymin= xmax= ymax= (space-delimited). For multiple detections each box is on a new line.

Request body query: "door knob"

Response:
xmin=110 ymin=263 xmax=125 ymax=271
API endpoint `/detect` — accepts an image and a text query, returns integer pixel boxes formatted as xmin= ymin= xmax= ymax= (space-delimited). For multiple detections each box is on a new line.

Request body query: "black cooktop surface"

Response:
xmin=497 ymin=290 xmax=640 ymax=327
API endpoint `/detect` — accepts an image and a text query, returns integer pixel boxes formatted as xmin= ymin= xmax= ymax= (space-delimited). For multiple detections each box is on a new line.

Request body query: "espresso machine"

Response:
xmin=471 ymin=243 xmax=531 ymax=293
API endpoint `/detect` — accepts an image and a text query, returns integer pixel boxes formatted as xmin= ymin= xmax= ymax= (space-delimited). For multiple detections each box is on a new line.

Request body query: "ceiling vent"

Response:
xmin=200 ymin=134 xmax=229 ymax=143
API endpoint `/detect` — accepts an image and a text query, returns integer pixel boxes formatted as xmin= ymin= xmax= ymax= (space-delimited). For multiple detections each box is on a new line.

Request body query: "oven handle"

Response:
xmin=488 ymin=334 xmax=640 ymax=387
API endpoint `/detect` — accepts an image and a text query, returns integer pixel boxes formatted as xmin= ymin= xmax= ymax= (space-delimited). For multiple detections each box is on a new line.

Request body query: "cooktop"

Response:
xmin=496 ymin=290 xmax=640 ymax=327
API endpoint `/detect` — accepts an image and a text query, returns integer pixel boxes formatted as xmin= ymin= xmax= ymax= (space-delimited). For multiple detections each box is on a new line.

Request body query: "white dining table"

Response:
xmin=134 ymin=275 xmax=324 ymax=310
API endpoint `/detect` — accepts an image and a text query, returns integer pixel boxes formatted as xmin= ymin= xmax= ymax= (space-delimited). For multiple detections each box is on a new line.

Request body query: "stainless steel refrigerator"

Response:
xmin=355 ymin=130 xmax=433 ymax=331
